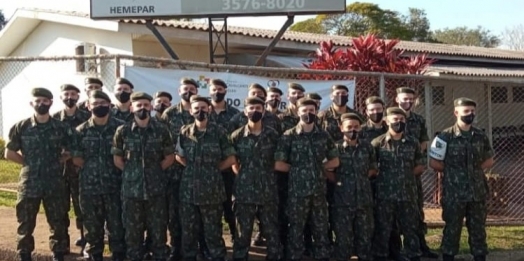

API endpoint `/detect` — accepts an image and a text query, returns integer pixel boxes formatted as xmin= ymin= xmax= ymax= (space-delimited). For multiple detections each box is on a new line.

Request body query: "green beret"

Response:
xmin=84 ymin=77 xmax=103 ymax=86
xmin=340 ymin=113 xmax=363 ymax=124
xmin=396 ymin=87 xmax=415 ymax=95
xmin=154 ymin=91 xmax=172 ymax=101
xmin=60 ymin=84 xmax=80 ymax=93
xmin=386 ymin=107 xmax=407 ymax=118
xmin=210 ymin=78 xmax=227 ymax=88
xmin=244 ymin=97 xmax=266 ymax=106
xmin=296 ymin=98 xmax=317 ymax=108
xmin=31 ymin=87 xmax=53 ymax=99
xmin=267 ymin=87 xmax=283 ymax=96
xmin=306 ymin=92 xmax=322 ymax=100
xmin=116 ymin=78 xmax=134 ymax=89
xmin=89 ymin=90 xmax=111 ymax=103
xmin=454 ymin=97 xmax=477 ymax=107
xmin=365 ymin=96 xmax=385 ymax=106
xmin=190 ymin=95 xmax=211 ymax=106
xmin=249 ymin=83 xmax=267 ymax=97
xmin=180 ymin=77 xmax=199 ymax=88
xmin=331 ymin=85 xmax=348 ymax=93
xmin=130 ymin=92 xmax=152 ymax=102
xmin=288 ymin=82 xmax=305 ymax=92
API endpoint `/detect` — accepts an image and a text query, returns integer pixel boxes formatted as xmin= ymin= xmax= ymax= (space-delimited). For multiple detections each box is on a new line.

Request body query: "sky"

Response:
xmin=1 ymin=0 xmax=523 ymax=35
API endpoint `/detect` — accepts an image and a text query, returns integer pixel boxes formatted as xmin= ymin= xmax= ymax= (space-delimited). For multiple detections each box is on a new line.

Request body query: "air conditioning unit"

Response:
xmin=75 ymin=42 xmax=98 ymax=73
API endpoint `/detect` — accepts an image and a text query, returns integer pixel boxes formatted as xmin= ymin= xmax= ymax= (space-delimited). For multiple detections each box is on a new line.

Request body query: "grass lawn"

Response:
xmin=0 ymin=160 xmax=20 ymax=183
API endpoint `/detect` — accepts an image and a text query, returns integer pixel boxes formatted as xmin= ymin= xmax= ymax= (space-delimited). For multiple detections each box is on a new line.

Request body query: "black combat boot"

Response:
xmin=19 ymin=253 xmax=32 ymax=261
xmin=252 ymin=232 xmax=266 ymax=246
xmin=52 ymin=252 xmax=65 ymax=261
xmin=75 ymin=227 xmax=86 ymax=247
xmin=112 ymin=252 xmax=126 ymax=261
xmin=442 ymin=254 xmax=455 ymax=261
xmin=473 ymin=255 xmax=486 ymax=261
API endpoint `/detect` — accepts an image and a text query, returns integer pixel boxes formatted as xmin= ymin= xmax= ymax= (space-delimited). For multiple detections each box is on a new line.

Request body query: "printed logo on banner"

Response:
xmin=197 ymin=75 xmax=210 ymax=89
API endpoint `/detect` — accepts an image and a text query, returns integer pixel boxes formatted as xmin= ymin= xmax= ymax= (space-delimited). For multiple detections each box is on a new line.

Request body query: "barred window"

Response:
xmin=512 ymin=86 xmax=524 ymax=103
xmin=432 ymin=86 xmax=445 ymax=105
xmin=491 ymin=86 xmax=508 ymax=104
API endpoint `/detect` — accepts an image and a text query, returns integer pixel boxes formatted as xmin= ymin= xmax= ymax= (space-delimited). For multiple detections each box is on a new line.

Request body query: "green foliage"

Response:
xmin=0 ymin=138 xmax=5 ymax=160
xmin=432 ymin=26 xmax=501 ymax=47
xmin=289 ymin=18 xmax=326 ymax=34
xmin=0 ymin=10 xmax=6 ymax=30
xmin=0 ymin=159 xmax=20 ymax=184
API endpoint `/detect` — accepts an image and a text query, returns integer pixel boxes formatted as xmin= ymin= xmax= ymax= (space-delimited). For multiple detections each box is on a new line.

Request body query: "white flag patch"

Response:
xmin=429 ymin=136 xmax=447 ymax=160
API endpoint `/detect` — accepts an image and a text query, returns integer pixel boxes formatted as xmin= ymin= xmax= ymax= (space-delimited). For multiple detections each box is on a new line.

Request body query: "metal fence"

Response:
xmin=1 ymin=54 xmax=524 ymax=226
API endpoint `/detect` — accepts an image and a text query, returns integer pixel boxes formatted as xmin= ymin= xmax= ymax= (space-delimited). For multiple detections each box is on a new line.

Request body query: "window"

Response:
xmin=432 ymin=86 xmax=445 ymax=105
xmin=491 ymin=86 xmax=508 ymax=103
xmin=512 ymin=86 xmax=524 ymax=103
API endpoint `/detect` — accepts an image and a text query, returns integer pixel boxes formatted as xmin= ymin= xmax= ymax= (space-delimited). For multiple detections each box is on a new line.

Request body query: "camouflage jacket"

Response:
xmin=111 ymin=119 xmax=175 ymax=200
xmin=6 ymin=116 xmax=77 ymax=197
xmin=209 ymin=103 xmax=240 ymax=130
xmin=176 ymin=122 xmax=236 ymax=205
xmin=432 ymin=124 xmax=494 ymax=202
xmin=405 ymin=111 xmax=429 ymax=144
xmin=371 ymin=133 xmax=424 ymax=202
xmin=333 ymin=140 xmax=377 ymax=208
xmin=111 ymin=107 xmax=133 ymax=122
xmin=229 ymin=125 xmax=280 ymax=204
xmin=52 ymin=108 xmax=91 ymax=128
xmin=73 ymin=117 xmax=125 ymax=195
xmin=318 ymin=105 xmax=365 ymax=142
xmin=360 ymin=121 xmax=388 ymax=143
xmin=161 ymin=102 xmax=194 ymax=140
xmin=229 ymin=111 xmax=281 ymax=134
xmin=278 ymin=107 xmax=300 ymax=133
xmin=274 ymin=125 xmax=339 ymax=198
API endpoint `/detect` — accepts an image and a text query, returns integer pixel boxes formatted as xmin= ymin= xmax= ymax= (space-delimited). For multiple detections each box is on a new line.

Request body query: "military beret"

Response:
xmin=210 ymin=78 xmax=227 ymax=88
xmin=454 ymin=97 xmax=477 ymax=107
xmin=288 ymin=82 xmax=305 ymax=92
xmin=332 ymin=85 xmax=349 ymax=93
xmin=155 ymin=91 xmax=173 ymax=101
xmin=180 ymin=77 xmax=199 ymax=88
xmin=296 ymin=98 xmax=317 ymax=108
xmin=386 ymin=107 xmax=407 ymax=118
xmin=89 ymin=90 xmax=111 ymax=103
xmin=190 ymin=95 xmax=211 ymax=106
xmin=365 ymin=96 xmax=385 ymax=106
xmin=396 ymin=87 xmax=415 ymax=94
xmin=267 ymin=87 xmax=283 ymax=96
xmin=340 ymin=113 xmax=363 ymax=124
xmin=116 ymin=78 xmax=134 ymax=89
xmin=130 ymin=92 xmax=152 ymax=102
xmin=244 ymin=97 xmax=266 ymax=106
xmin=60 ymin=84 xmax=80 ymax=93
xmin=31 ymin=87 xmax=53 ymax=99
xmin=84 ymin=77 xmax=103 ymax=86
xmin=306 ymin=92 xmax=322 ymax=100
xmin=249 ymin=83 xmax=267 ymax=97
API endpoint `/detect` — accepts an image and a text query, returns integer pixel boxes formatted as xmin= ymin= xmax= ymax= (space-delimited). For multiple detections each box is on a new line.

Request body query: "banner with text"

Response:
xmin=124 ymin=66 xmax=355 ymax=111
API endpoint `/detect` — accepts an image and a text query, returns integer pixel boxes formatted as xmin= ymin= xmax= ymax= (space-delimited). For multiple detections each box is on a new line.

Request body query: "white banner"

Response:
xmin=123 ymin=66 xmax=355 ymax=111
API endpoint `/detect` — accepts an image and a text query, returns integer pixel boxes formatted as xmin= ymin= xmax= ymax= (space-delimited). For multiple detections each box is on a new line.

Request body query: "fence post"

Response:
xmin=486 ymin=83 xmax=493 ymax=146
xmin=379 ymin=74 xmax=386 ymax=102
xmin=115 ymin=56 xmax=121 ymax=78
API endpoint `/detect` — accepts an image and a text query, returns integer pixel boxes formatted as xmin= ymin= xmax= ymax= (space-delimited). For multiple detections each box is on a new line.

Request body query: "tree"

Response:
xmin=502 ymin=24 xmax=524 ymax=51
xmin=289 ymin=18 xmax=326 ymax=34
xmin=432 ymin=26 xmax=500 ymax=47
xmin=0 ymin=10 xmax=7 ymax=31
xmin=401 ymin=8 xmax=432 ymax=42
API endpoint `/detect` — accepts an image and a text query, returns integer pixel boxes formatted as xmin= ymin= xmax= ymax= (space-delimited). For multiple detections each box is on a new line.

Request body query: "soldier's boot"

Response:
xmin=19 ymin=253 xmax=32 ymax=261
xmin=168 ymin=250 xmax=183 ymax=261
xmin=303 ymin=238 xmax=313 ymax=257
xmin=390 ymin=253 xmax=410 ymax=261
xmin=143 ymin=236 xmax=153 ymax=260
xmin=199 ymin=240 xmax=212 ymax=261
xmin=252 ymin=232 xmax=266 ymax=246
xmin=112 ymin=252 xmax=126 ymax=261
xmin=473 ymin=256 xmax=486 ymax=261
xmin=90 ymin=253 xmax=104 ymax=261
xmin=75 ymin=227 xmax=86 ymax=247
xmin=52 ymin=252 xmax=65 ymax=261
xmin=442 ymin=254 xmax=455 ymax=261
xmin=229 ymin=224 xmax=236 ymax=244
xmin=420 ymin=241 xmax=439 ymax=259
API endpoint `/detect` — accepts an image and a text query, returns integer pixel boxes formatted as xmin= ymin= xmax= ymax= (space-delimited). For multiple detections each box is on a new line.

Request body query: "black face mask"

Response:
xmin=390 ymin=121 xmax=406 ymax=134
xmin=300 ymin=113 xmax=317 ymax=125
xmin=333 ymin=95 xmax=349 ymax=107
xmin=267 ymin=99 xmax=280 ymax=109
xmin=115 ymin=91 xmax=131 ymax=103
xmin=461 ymin=114 xmax=475 ymax=125
xmin=400 ymin=101 xmax=413 ymax=111
xmin=63 ymin=98 xmax=77 ymax=108
xmin=154 ymin=104 xmax=168 ymax=114
xmin=247 ymin=111 xmax=263 ymax=123
xmin=34 ymin=104 xmax=51 ymax=115
xmin=211 ymin=92 xmax=226 ymax=103
xmin=368 ymin=112 xmax=384 ymax=123
xmin=193 ymin=110 xmax=208 ymax=121
xmin=181 ymin=92 xmax=195 ymax=102
xmin=134 ymin=109 xmax=149 ymax=120
xmin=92 ymin=106 xmax=110 ymax=118
xmin=343 ymin=130 xmax=359 ymax=140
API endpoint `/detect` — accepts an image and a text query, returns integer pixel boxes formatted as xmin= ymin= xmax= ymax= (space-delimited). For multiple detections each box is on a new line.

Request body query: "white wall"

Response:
xmin=0 ymin=21 xmax=133 ymax=138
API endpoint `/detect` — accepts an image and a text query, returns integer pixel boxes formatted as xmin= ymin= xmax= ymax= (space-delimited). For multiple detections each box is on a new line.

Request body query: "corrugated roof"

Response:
xmin=428 ymin=66 xmax=524 ymax=77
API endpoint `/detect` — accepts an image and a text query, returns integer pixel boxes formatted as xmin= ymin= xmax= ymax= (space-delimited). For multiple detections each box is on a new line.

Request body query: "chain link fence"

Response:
xmin=1 ymin=55 xmax=524 ymax=226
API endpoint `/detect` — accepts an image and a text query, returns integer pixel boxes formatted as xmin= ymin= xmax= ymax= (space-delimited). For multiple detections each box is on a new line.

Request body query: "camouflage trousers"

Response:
xmin=232 ymin=202 xmax=283 ymax=260
xmin=372 ymin=199 xmax=421 ymax=258
xmin=180 ymin=203 xmax=226 ymax=259
xmin=276 ymin=171 xmax=288 ymax=249
xmin=123 ymin=196 xmax=168 ymax=260
xmin=63 ymin=161 xmax=82 ymax=231
xmin=415 ymin=175 xmax=430 ymax=249
xmin=16 ymin=192 xmax=69 ymax=254
xmin=441 ymin=200 xmax=488 ymax=256
xmin=167 ymin=167 xmax=182 ymax=256
xmin=332 ymin=207 xmax=373 ymax=260
xmin=80 ymin=193 xmax=125 ymax=255
xmin=287 ymin=195 xmax=330 ymax=260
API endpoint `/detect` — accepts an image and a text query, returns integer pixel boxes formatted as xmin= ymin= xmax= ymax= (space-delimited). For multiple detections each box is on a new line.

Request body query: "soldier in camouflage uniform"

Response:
xmin=175 ymin=95 xmax=237 ymax=261
xmin=429 ymin=98 xmax=494 ymax=261
xmin=5 ymin=88 xmax=76 ymax=261
xmin=111 ymin=78 xmax=134 ymax=122
xmin=72 ymin=91 xmax=126 ymax=261
xmin=305 ymin=92 xmax=322 ymax=110
xmin=153 ymin=91 xmax=172 ymax=121
xmin=278 ymin=83 xmax=304 ymax=132
xmin=332 ymin=113 xmax=377 ymax=261
xmin=78 ymin=77 xmax=104 ymax=113
xmin=371 ymin=107 xmax=425 ymax=261
xmin=51 ymin=84 xmax=91 ymax=251
xmin=229 ymin=97 xmax=283 ymax=261
xmin=395 ymin=87 xmax=437 ymax=259
xmin=112 ymin=92 xmax=175 ymax=261
xmin=266 ymin=87 xmax=284 ymax=115
xmin=274 ymin=98 xmax=340 ymax=261
xmin=161 ymin=78 xmax=199 ymax=261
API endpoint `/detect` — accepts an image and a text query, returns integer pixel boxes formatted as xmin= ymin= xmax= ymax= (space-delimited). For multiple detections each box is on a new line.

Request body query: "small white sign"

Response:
xmin=90 ymin=0 xmax=182 ymax=19
xmin=429 ymin=136 xmax=447 ymax=161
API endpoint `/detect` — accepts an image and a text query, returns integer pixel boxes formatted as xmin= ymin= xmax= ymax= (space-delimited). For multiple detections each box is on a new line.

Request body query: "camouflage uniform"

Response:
xmin=176 ymin=122 xmax=236 ymax=260
xmin=371 ymin=133 xmax=424 ymax=259
xmin=278 ymin=107 xmax=300 ymax=133
xmin=73 ymin=117 xmax=126 ymax=256
xmin=332 ymin=140 xmax=377 ymax=261
xmin=229 ymin=111 xmax=281 ymax=134
xmin=432 ymin=124 xmax=493 ymax=257
xmin=360 ymin=121 xmax=388 ymax=143
xmin=111 ymin=118 xmax=174 ymax=261
xmin=7 ymin=116 xmax=76 ymax=255
xmin=274 ymin=124 xmax=339 ymax=260
xmin=111 ymin=107 xmax=133 ymax=122
xmin=229 ymin=125 xmax=283 ymax=260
